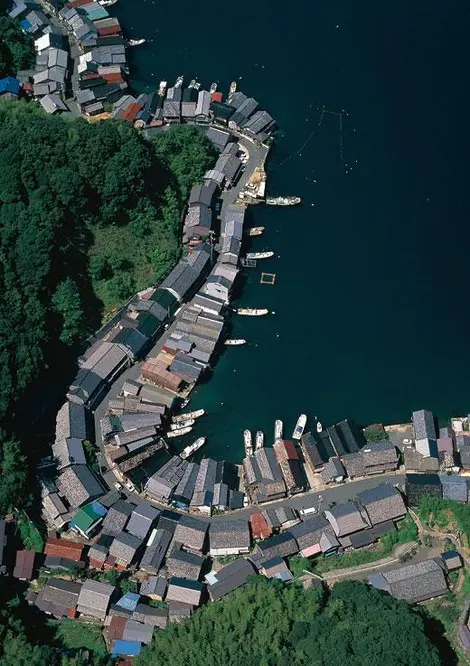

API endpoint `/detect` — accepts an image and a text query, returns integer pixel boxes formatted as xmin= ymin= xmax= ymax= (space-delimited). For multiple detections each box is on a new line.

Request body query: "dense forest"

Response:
xmin=0 ymin=12 xmax=35 ymax=78
xmin=0 ymin=100 xmax=214 ymax=434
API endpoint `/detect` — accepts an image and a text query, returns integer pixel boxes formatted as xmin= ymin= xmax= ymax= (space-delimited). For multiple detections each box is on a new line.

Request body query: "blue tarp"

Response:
xmin=112 ymin=639 xmax=142 ymax=656
xmin=116 ymin=592 xmax=140 ymax=611
xmin=0 ymin=77 xmax=20 ymax=96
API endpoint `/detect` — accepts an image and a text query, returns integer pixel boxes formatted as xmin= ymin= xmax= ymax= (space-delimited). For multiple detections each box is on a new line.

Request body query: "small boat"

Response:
xmin=292 ymin=414 xmax=307 ymax=440
xmin=188 ymin=79 xmax=196 ymax=88
xmin=256 ymin=430 xmax=264 ymax=451
xmin=210 ymin=82 xmax=217 ymax=93
xmin=170 ymin=419 xmax=195 ymax=431
xmin=158 ymin=80 xmax=167 ymax=97
xmin=247 ymin=226 xmax=265 ymax=237
xmin=172 ymin=409 xmax=205 ymax=423
xmin=236 ymin=308 xmax=269 ymax=316
xmin=98 ymin=0 xmax=117 ymax=5
xmin=229 ymin=81 xmax=237 ymax=95
xmin=180 ymin=397 xmax=190 ymax=409
xmin=316 ymin=421 xmax=323 ymax=433
xmin=175 ymin=75 xmax=184 ymax=88
xmin=128 ymin=38 xmax=146 ymax=47
xmin=274 ymin=419 xmax=283 ymax=442
xmin=266 ymin=196 xmax=301 ymax=206
xmin=166 ymin=426 xmax=192 ymax=438
xmin=224 ymin=339 xmax=246 ymax=346
xmin=245 ymin=251 xmax=274 ymax=260
xmin=193 ymin=80 xmax=201 ymax=90
xmin=180 ymin=437 xmax=206 ymax=460
xmin=244 ymin=429 xmax=253 ymax=457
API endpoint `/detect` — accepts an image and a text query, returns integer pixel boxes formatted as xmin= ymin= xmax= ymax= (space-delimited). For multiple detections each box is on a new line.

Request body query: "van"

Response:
xmin=299 ymin=506 xmax=317 ymax=516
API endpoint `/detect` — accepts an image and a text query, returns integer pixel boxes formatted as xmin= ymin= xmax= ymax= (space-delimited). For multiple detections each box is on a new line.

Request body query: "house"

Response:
xmin=70 ymin=500 xmax=107 ymax=538
xmin=166 ymin=549 xmax=205 ymax=580
xmin=188 ymin=181 xmax=218 ymax=208
xmin=341 ymin=452 xmax=366 ymax=479
xmin=77 ymin=579 xmax=115 ymax=619
xmin=206 ymin=558 xmax=257 ymax=601
xmin=195 ymin=90 xmax=211 ymax=122
xmin=324 ymin=502 xmax=370 ymax=537
xmin=140 ymin=528 xmax=172 ymax=574
xmin=126 ymin=503 xmax=160 ymax=540
xmin=254 ymin=532 xmax=298 ymax=561
xmin=112 ymin=639 xmax=142 ymax=657
xmin=168 ymin=601 xmax=192 ymax=623
xmin=205 ymin=126 xmax=231 ymax=151
xmin=261 ymin=556 xmax=294 ymax=581
xmin=300 ymin=431 xmax=335 ymax=472
xmin=173 ymin=514 xmax=208 ymax=553
xmin=140 ymin=576 xmax=167 ymax=601
xmin=35 ymin=578 xmax=81 ymax=617
xmin=262 ymin=507 xmax=299 ymax=531
xmin=439 ymin=475 xmax=468 ymax=502
xmin=369 ymin=558 xmax=447 ymax=603
xmin=362 ymin=439 xmax=398 ymax=475
xmin=415 ymin=438 xmax=439 ymax=458
xmin=42 ymin=492 xmax=70 ymax=529
xmin=116 ymin=592 xmax=141 ymax=612
xmin=273 ymin=440 xmax=305 ymax=493
xmin=13 ymin=550 xmax=35 ymax=580
xmin=356 ymin=483 xmax=406 ymax=526
xmin=249 ymin=512 xmax=272 ymax=540
xmin=403 ymin=445 xmax=439 ymax=473
xmin=88 ymin=542 xmax=109 ymax=569
xmin=405 ymin=473 xmax=441 ymax=506
xmin=209 ymin=519 xmax=251 ymax=557
xmin=288 ymin=516 xmax=339 ymax=557
xmin=322 ymin=457 xmax=345 ymax=484
xmin=109 ymin=532 xmax=143 ymax=567
xmin=166 ymin=577 xmax=204 ymax=607
xmin=55 ymin=401 xmax=88 ymax=448
xmin=57 ymin=464 xmax=105 ymax=508
xmin=52 ymin=437 xmax=86 ymax=470
xmin=101 ymin=499 xmax=135 ymax=536
xmin=0 ymin=76 xmax=20 ymax=98
xmin=132 ymin=604 xmax=168 ymax=629
xmin=44 ymin=538 xmax=85 ymax=562
xmin=173 ymin=462 xmax=200 ymax=510
xmin=243 ymin=448 xmax=287 ymax=503
xmin=412 ymin=409 xmax=437 ymax=441
xmin=440 ymin=550 xmax=462 ymax=572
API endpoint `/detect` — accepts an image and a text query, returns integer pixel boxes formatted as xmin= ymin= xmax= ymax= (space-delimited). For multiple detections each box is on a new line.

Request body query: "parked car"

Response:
xmin=113 ymin=482 xmax=123 ymax=491
xmin=125 ymin=480 xmax=136 ymax=492
xmin=299 ymin=506 xmax=317 ymax=516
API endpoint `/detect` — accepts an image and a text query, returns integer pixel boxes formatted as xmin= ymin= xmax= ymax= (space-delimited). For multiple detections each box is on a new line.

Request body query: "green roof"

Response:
xmin=72 ymin=501 xmax=107 ymax=534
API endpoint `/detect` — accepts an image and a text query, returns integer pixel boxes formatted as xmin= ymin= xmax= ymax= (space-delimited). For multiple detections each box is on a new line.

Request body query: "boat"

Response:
xmin=193 ymin=80 xmax=201 ymax=90
xmin=188 ymin=79 xmax=196 ymax=88
xmin=229 ymin=81 xmax=237 ymax=95
xmin=244 ymin=429 xmax=253 ymax=457
xmin=316 ymin=421 xmax=323 ymax=433
xmin=172 ymin=409 xmax=205 ymax=423
xmin=210 ymin=82 xmax=217 ymax=93
xmin=166 ymin=426 xmax=192 ymax=438
xmin=128 ymin=38 xmax=146 ymax=47
xmin=224 ymin=339 xmax=246 ymax=346
xmin=274 ymin=419 xmax=283 ymax=442
xmin=158 ymin=81 xmax=167 ymax=97
xmin=180 ymin=397 xmax=190 ymax=409
xmin=180 ymin=437 xmax=206 ymax=460
xmin=174 ymin=75 xmax=184 ymax=88
xmin=256 ymin=430 xmax=264 ymax=451
xmin=292 ymin=414 xmax=307 ymax=440
xmin=236 ymin=308 xmax=269 ymax=316
xmin=265 ymin=196 xmax=301 ymax=206
xmin=170 ymin=419 xmax=195 ymax=431
xmin=98 ymin=0 xmax=117 ymax=5
xmin=247 ymin=226 xmax=265 ymax=236
xmin=245 ymin=251 xmax=274 ymax=260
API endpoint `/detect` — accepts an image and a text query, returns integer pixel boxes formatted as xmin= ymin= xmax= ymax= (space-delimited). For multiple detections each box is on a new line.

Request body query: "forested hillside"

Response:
xmin=0 ymin=100 xmax=214 ymax=429
xmin=0 ymin=10 xmax=35 ymax=77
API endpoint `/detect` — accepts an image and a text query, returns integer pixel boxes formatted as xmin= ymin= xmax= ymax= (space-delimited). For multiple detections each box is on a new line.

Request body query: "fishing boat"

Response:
xmin=256 ymin=430 xmax=264 ymax=451
xmin=166 ymin=426 xmax=192 ymax=438
xmin=128 ymin=38 xmax=146 ymax=47
xmin=274 ymin=419 xmax=283 ymax=442
xmin=247 ymin=226 xmax=265 ymax=236
xmin=224 ymin=339 xmax=246 ymax=346
xmin=292 ymin=414 xmax=307 ymax=440
xmin=158 ymin=80 xmax=167 ymax=96
xmin=188 ymin=79 xmax=196 ymax=88
xmin=98 ymin=0 xmax=117 ymax=6
xmin=244 ymin=429 xmax=253 ymax=457
xmin=174 ymin=75 xmax=184 ymax=88
xmin=170 ymin=419 xmax=195 ymax=431
xmin=193 ymin=80 xmax=201 ymax=90
xmin=266 ymin=196 xmax=301 ymax=206
xmin=245 ymin=251 xmax=274 ymax=260
xmin=316 ymin=421 xmax=323 ymax=433
xmin=229 ymin=81 xmax=237 ymax=95
xmin=210 ymin=82 xmax=217 ymax=93
xmin=180 ymin=437 xmax=206 ymax=460
xmin=180 ymin=397 xmax=190 ymax=409
xmin=237 ymin=308 xmax=269 ymax=316
xmin=172 ymin=409 xmax=205 ymax=423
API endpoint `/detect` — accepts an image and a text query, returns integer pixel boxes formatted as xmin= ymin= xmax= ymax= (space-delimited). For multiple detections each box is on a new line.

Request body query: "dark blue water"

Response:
xmin=115 ymin=0 xmax=470 ymax=461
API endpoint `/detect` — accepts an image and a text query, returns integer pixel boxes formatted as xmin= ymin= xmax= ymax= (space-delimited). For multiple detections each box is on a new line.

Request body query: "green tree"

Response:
xmin=52 ymin=278 xmax=84 ymax=344
xmin=0 ymin=440 xmax=29 ymax=513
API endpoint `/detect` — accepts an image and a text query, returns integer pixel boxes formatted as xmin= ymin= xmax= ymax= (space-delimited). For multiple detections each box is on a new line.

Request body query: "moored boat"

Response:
xmin=170 ymin=418 xmax=195 ymax=431
xmin=236 ymin=308 xmax=269 ymax=316
xmin=316 ymin=420 xmax=323 ymax=433
xmin=247 ymin=226 xmax=265 ymax=236
xmin=180 ymin=437 xmax=206 ymax=459
xmin=180 ymin=397 xmax=190 ymax=409
xmin=166 ymin=426 xmax=192 ymax=438
xmin=158 ymin=80 xmax=167 ymax=96
xmin=188 ymin=79 xmax=196 ymax=88
xmin=229 ymin=81 xmax=237 ymax=95
xmin=274 ymin=419 xmax=283 ymax=442
xmin=256 ymin=430 xmax=264 ymax=451
xmin=245 ymin=251 xmax=274 ymax=260
xmin=266 ymin=196 xmax=301 ymax=206
xmin=210 ymin=82 xmax=217 ymax=93
xmin=172 ymin=409 xmax=205 ymax=423
xmin=98 ymin=0 xmax=117 ymax=5
xmin=175 ymin=75 xmax=184 ymax=88
xmin=224 ymin=339 xmax=246 ymax=346
xmin=128 ymin=38 xmax=145 ymax=47
xmin=292 ymin=414 xmax=307 ymax=440
xmin=244 ymin=429 xmax=253 ymax=457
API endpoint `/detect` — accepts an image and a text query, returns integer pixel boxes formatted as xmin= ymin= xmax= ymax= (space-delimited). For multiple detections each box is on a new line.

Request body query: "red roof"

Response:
xmin=121 ymin=103 xmax=142 ymax=122
xmin=68 ymin=608 xmax=78 ymax=618
xmin=249 ymin=512 xmax=272 ymax=540
xmin=105 ymin=615 xmax=127 ymax=642
xmin=44 ymin=538 xmax=84 ymax=561
xmin=282 ymin=440 xmax=299 ymax=460
xmin=98 ymin=26 xmax=122 ymax=36
xmin=67 ymin=0 xmax=92 ymax=6
xmin=104 ymin=73 xmax=124 ymax=84
xmin=211 ymin=92 xmax=223 ymax=102
xmin=13 ymin=550 xmax=35 ymax=579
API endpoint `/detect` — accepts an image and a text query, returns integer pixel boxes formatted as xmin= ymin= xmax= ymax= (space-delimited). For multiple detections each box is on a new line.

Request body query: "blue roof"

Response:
xmin=91 ymin=500 xmax=108 ymax=517
xmin=112 ymin=639 xmax=141 ymax=656
xmin=20 ymin=18 xmax=32 ymax=31
xmin=442 ymin=550 xmax=460 ymax=561
xmin=116 ymin=592 xmax=140 ymax=611
xmin=0 ymin=77 xmax=20 ymax=95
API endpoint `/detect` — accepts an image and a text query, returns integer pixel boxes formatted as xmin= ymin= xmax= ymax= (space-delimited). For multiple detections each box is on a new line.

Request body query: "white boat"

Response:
xmin=158 ymin=81 xmax=167 ymax=96
xmin=172 ymin=409 xmax=205 ymax=423
xmin=244 ymin=429 xmax=253 ymax=457
xmin=188 ymin=79 xmax=196 ymax=88
xmin=266 ymin=196 xmax=301 ymax=206
xmin=316 ymin=421 xmax=323 ymax=433
xmin=180 ymin=437 xmax=206 ymax=460
xmin=128 ymin=38 xmax=145 ymax=47
xmin=274 ymin=419 xmax=283 ymax=442
xmin=245 ymin=251 xmax=274 ymax=260
xmin=180 ymin=397 xmax=190 ymax=409
xmin=175 ymin=75 xmax=184 ymax=88
xmin=229 ymin=81 xmax=237 ymax=95
xmin=166 ymin=426 xmax=192 ymax=438
xmin=170 ymin=419 xmax=195 ymax=431
xmin=256 ymin=430 xmax=264 ymax=451
xmin=224 ymin=339 xmax=246 ymax=346
xmin=98 ymin=0 xmax=117 ymax=5
xmin=193 ymin=80 xmax=201 ymax=90
xmin=292 ymin=414 xmax=307 ymax=440
xmin=210 ymin=82 xmax=217 ymax=93
xmin=236 ymin=308 xmax=269 ymax=316
xmin=247 ymin=226 xmax=265 ymax=237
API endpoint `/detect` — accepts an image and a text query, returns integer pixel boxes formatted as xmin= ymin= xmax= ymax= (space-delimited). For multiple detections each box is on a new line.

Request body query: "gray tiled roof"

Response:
xmin=369 ymin=558 xmax=447 ymax=603
xmin=362 ymin=440 xmax=398 ymax=469
xmin=140 ymin=575 xmax=167 ymax=598
xmin=122 ymin=619 xmax=154 ymax=644
xmin=322 ymin=457 xmax=345 ymax=482
xmin=324 ymin=502 xmax=370 ymax=537
xmin=41 ymin=578 xmax=81 ymax=609
xmin=109 ymin=532 xmax=142 ymax=565
xmin=256 ymin=532 xmax=298 ymax=560
xmin=440 ymin=475 xmax=468 ymax=501
xmin=412 ymin=409 xmax=436 ymax=441
xmin=77 ymin=579 xmax=114 ymax=619
xmin=140 ymin=528 xmax=172 ymax=574
xmin=207 ymin=558 xmax=257 ymax=601
xmin=341 ymin=452 xmax=365 ymax=478
xmin=126 ymin=503 xmax=160 ymax=540
xmin=166 ymin=549 xmax=204 ymax=580
xmin=173 ymin=514 xmax=208 ymax=552
xmin=166 ymin=577 xmax=203 ymax=606
xmin=101 ymin=500 xmax=134 ymax=536
xmin=57 ymin=465 xmax=104 ymax=508
xmin=133 ymin=603 xmax=168 ymax=629
xmin=209 ymin=519 xmax=251 ymax=552
xmin=288 ymin=516 xmax=339 ymax=553
xmin=356 ymin=483 xmax=406 ymax=525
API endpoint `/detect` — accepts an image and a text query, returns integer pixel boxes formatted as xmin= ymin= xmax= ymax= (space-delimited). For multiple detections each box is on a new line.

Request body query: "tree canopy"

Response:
xmin=0 ymin=14 xmax=35 ymax=78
